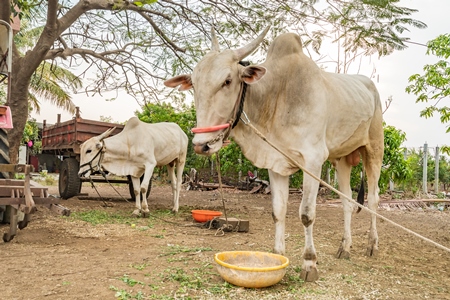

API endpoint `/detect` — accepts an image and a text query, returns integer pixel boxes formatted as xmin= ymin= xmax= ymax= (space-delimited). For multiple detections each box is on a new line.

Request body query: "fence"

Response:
xmin=414 ymin=143 xmax=445 ymax=195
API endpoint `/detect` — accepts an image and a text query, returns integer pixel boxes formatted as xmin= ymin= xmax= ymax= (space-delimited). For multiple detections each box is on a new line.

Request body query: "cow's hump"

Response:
xmin=267 ymin=33 xmax=303 ymax=59
xmin=123 ymin=117 xmax=141 ymax=131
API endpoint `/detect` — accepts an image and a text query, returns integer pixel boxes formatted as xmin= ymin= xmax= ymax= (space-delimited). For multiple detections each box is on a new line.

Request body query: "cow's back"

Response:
xmin=321 ymin=72 xmax=382 ymax=157
xmin=106 ymin=117 xmax=188 ymax=167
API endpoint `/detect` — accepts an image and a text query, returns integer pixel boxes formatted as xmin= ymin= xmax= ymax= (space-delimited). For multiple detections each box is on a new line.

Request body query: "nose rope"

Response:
xmin=206 ymin=132 xmax=225 ymax=147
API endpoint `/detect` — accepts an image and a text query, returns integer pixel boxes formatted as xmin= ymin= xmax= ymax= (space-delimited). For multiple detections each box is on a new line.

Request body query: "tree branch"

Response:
xmin=136 ymin=11 xmax=186 ymax=53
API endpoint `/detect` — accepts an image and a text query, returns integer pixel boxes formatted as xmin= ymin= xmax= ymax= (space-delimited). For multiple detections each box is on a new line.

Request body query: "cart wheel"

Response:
xmin=128 ymin=175 xmax=152 ymax=201
xmin=59 ymin=158 xmax=81 ymax=199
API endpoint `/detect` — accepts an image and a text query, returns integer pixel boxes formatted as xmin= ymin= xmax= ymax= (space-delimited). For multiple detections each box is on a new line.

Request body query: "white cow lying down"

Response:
xmin=78 ymin=117 xmax=188 ymax=217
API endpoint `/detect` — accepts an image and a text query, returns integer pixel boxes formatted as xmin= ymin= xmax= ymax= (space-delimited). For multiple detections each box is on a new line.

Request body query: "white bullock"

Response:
xmin=164 ymin=28 xmax=384 ymax=281
xmin=78 ymin=117 xmax=188 ymax=216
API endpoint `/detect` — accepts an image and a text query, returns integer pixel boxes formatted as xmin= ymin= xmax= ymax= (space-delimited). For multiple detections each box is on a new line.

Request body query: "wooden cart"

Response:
xmin=0 ymin=164 xmax=69 ymax=242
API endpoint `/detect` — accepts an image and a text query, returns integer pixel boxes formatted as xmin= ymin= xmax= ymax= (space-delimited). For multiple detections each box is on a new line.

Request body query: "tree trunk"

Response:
xmin=0 ymin=1 xmax=8 ymax=22
xmin=0 ymin=4 xmax=31 ymax=165
xmin=0 ymin=2 xmax=59 ymax=164
xmin=7 ymin=65 xmax=31 ymax=165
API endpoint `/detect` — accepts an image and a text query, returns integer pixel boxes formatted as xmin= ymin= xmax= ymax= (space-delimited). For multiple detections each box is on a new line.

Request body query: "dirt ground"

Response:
xmin=2 ymin=180 xmax=450 ymax=300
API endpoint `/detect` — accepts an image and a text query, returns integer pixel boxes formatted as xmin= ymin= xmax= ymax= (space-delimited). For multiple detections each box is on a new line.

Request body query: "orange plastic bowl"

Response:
xmin=191 ymin=210 xmax=222 ymax=222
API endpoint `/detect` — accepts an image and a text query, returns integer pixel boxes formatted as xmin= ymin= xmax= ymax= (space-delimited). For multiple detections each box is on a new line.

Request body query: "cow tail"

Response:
xmin=356 ymin=167 xmax=365 ymax=213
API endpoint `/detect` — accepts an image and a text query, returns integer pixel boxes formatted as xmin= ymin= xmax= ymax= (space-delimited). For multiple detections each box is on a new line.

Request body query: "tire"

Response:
xmin=0 ymin=128 xmax=10 ymax=179
xmin=59 ymin=158 xmax=81 ymax=199
xmin=0 ymin=128 xmax=9 ymax=222
xmin=128 ymin=175 xmax=152 ymax=201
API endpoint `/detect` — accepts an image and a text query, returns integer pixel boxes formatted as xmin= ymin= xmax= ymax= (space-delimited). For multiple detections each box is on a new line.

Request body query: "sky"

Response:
xmin=373 ymin=0 xmax=450 ymax=149
xmin=31 ymin=0 xmax=449 ymax=150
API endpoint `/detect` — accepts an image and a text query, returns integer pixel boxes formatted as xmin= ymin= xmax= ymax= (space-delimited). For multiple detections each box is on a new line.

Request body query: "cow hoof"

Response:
xmin=300 ymin=268 xmax=319 ymax=282
xmin=131 ymin=210 xmax=141 ymax=218
xmin=142 ymin=211 xmax=150 ymax=218
xmin=336 ymin=247 xmax=350 ymax=259
xmin=365 ymin=247 xmax=378 ymax=257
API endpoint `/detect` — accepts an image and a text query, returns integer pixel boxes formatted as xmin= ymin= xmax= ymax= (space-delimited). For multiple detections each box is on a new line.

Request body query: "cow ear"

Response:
xmin=241 ymin=66 xmax=266 ymax=84
xmin=164 ymin=74 xmax=193 ymax=91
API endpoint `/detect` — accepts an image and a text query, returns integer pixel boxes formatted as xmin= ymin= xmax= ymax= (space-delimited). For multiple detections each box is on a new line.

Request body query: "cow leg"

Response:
xmin=140 ymin=164 xmax=155 ymax=218
xmin=299 ymin=163 xmax=322 ymax=282
xmin=268 ymin=170 xmax=289 ymax=255
xmin=131 ymin=176 xmax=142 ymax=217
xmin=334 ymin=157 xmax=354 ymax=259
xmin=173 ymin=157 xmax=186 ymax=213
xmin=361 ymin=145 xmax=383 ymax=256
xmin=166 ymin=162 xmax=178 ymax=213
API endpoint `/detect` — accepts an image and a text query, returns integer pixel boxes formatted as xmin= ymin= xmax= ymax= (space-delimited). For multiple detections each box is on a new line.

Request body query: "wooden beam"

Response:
xmin=0 ymin=164 xmax=34 ymax=173
xmin=0 ymin=197 xmax=60 ymax=205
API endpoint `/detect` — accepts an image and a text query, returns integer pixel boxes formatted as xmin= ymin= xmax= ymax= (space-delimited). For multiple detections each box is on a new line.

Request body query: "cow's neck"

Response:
xmin=230 ymin=74 xmax=299 ymax=176
xmin=235 ymin=69 xmax=276 ymax=132
xmin=101 ymin=138 xmax=118 ymax=166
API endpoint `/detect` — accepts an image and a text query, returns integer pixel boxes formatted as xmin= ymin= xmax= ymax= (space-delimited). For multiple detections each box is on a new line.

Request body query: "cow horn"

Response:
xmin=210 ymin=27 xmax=220 ymax=52
xmin=98 ymin=127 xmax=116 ymax=141
xmin=234 ymin=26 xmax=271 ymax=61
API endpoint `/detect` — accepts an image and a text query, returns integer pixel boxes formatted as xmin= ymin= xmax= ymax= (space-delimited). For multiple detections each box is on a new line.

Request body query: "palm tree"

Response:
xmin=14 ymin=20 xmax=80 ymax=114
xmin=28 ymin=61 xmax=80 ymax=114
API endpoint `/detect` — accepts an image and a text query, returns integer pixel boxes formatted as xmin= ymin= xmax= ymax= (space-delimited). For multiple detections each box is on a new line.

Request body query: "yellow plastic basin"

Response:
xmin=214 ymin=251 xmax=289 ymax=288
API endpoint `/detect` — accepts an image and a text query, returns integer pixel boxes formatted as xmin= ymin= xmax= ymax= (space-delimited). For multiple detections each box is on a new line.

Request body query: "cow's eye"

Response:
xmin=86 ymin=149 xmax=92 ymax=154
xmin=223 ymin=79 xmax=232 ymax=87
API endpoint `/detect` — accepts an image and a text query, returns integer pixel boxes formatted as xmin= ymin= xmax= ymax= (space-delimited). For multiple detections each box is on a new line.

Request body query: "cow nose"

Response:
xmin=193 ymin=143 xmax=210 ymax=154
xmin=202 ymin=144 xmax=210 ymax=152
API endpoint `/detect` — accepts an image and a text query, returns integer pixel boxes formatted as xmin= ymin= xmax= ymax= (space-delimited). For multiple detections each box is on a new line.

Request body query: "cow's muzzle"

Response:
xmin=192 ymin=131 xmax=226 ymax=155
xmin=193 ymin=143 xmax=211 ymax=154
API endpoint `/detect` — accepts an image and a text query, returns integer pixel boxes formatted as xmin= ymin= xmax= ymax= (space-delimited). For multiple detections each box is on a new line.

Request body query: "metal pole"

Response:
xmin=326 ymin=167 xmax=330 ymax=184
xmin=435 ymin=146 xmax=439 ymax=194
xmin=0 ymin=20 xmax=13 ymax=180
xmin=210 ymin=157 xmax=214 ymax=176
xmin=0 ymin=20 xmax=12 ymax=103
xmin=238 ymin=154 xmax=242 ymax=183
xmin=423 ymin=142 xmax=428 ymax=194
